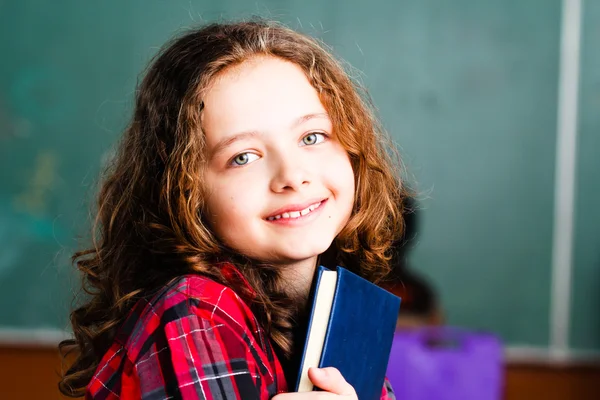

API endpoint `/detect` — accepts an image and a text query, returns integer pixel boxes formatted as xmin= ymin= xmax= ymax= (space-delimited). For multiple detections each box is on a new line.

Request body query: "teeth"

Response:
xmin=309 ymin=202 xmax=320 ymax=211
xmin=268 ymin=201 xmax=322 ymax=221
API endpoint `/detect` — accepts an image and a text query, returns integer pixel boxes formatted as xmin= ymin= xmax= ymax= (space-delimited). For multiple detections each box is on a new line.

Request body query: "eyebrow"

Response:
xmin=209 ymin=112 xmax=330 ymax=157
xmin=293 ymin=112 xmax=330 ymax=128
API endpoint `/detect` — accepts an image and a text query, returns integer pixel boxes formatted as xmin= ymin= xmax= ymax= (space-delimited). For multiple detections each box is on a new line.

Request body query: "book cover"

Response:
xmin=295 ymin=266 xmax=401 ymax=400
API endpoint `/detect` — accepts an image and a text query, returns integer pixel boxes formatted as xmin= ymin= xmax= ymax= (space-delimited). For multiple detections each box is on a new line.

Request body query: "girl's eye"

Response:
xmin=230 ymin=152 xmax=260 ymax=166
xmin=300 ymin=132 xmax=326 ymax=146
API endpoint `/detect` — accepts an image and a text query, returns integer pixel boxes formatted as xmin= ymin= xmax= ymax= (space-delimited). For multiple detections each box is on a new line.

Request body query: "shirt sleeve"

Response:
xmin=163 ymin=313 xmax=261 ymax=400
xmin=125 ymin=277 xmax=285 ymax=400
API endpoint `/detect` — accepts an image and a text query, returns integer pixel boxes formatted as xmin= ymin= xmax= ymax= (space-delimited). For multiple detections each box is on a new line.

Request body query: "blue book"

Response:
xmin=295 ymin=266 xmax=401 ymax=400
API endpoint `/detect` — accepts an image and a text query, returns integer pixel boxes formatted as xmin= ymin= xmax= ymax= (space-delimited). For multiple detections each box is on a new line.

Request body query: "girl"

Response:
xmin=59 ymin=20 xmax=406 ymax=399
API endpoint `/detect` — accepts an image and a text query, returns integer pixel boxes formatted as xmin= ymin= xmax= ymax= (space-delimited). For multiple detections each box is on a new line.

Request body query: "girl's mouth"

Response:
xmin=266 ymin=200 xmax=326 ymax=221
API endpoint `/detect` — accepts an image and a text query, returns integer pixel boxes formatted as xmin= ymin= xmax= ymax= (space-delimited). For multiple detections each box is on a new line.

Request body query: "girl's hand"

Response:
xmin=273 ymin=367 xmax=357 ymax=399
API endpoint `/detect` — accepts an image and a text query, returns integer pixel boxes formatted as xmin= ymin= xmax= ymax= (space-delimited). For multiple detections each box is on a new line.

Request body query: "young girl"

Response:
xmin=59 ymin=20 xmax=406 ymax=399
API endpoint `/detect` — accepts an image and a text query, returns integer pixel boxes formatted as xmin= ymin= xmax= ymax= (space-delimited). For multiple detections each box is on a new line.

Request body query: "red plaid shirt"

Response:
xmin=86 ymin=265 xmax=396 ymax=399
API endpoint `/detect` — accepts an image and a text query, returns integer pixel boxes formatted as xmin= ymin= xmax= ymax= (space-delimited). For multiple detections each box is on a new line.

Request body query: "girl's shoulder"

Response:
xmin=116 ymin=266 xmax=260 ymax=360
xmin=88 ymin=267 xmax=287 ymax=398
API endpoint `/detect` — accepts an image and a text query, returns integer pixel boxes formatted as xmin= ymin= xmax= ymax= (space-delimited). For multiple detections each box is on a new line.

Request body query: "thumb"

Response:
xmin=308 ymin=367 xmax=356 ymax=397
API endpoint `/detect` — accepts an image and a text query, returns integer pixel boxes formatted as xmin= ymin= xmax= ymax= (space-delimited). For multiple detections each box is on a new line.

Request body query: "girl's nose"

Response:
xmin=269 ymin=155 xmax=311 ymax=193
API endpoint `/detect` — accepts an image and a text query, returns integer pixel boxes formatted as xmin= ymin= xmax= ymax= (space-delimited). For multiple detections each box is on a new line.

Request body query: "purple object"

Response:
xmin=386 ymin=327 xmax=504 ymax=400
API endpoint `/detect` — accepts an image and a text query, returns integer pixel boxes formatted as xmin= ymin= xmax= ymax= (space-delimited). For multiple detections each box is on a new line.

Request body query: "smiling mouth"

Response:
xmin=266 ymin=201 xmax=324 ymax=221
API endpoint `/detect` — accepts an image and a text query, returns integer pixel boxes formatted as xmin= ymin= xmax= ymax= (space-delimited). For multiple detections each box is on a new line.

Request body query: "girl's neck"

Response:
xmin=279 ymin=256 xmax=319 ymax=311
xmin=274 ymin=256 xmax=320 ymax=387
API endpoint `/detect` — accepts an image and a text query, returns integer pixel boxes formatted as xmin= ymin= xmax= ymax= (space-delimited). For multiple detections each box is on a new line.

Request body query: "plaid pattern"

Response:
xmin=86 ymin=264 xmax=396 ymax=399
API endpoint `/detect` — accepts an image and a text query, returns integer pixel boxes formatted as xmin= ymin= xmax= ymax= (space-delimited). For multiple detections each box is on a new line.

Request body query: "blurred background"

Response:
xmin=0 ymin=0 xmax=598 ymax=399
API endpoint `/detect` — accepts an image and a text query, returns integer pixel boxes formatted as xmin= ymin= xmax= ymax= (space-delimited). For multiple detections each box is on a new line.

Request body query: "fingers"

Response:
xmin=308 ymin=367 xmax=356 ymax=397
xmin=271 ymin=367 xmax=357 ymax=399
xmin=272 ymin=392 xmax=329 ymax=399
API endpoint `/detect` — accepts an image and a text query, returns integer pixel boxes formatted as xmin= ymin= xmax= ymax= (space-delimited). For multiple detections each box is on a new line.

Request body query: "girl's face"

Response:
xmin=202 ymin=56 xmax=355 ymax=268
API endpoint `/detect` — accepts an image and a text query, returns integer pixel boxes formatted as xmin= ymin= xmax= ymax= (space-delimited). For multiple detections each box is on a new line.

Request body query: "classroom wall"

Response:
xmin=0 ymin=0 xmax=598 ymax=361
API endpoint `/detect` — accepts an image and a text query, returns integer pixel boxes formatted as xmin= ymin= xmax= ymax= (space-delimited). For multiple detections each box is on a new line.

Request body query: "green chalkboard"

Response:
xmin=0 ymin=0 xmax=597 ymax=351
xmin=0 ymin=4 xmax=121 ymax=334
xmin=571 ymin=0 xmax=600 ymax=351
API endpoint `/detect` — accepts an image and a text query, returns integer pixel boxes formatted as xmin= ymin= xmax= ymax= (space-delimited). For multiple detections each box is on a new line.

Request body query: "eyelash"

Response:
xmin=228 ymin=131 xmax=329 ymax=167
xmin=300 ymin=131 xmax=328 ymax=146
xmin=229 ymin=152 xmax=260 ymax=167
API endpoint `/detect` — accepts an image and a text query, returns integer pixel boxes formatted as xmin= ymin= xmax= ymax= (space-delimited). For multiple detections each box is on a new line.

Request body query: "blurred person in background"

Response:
xmin=383 ymin=197 xmax=444 ymax=329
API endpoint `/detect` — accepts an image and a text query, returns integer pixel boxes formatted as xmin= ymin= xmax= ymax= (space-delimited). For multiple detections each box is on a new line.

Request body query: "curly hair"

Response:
xmin=59 ymin=20 xmax=407 ymax=397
